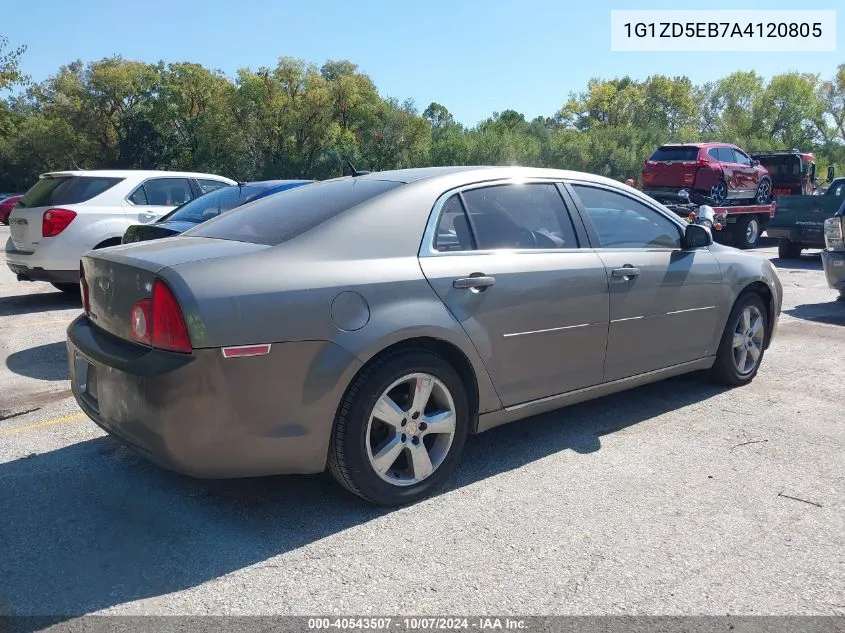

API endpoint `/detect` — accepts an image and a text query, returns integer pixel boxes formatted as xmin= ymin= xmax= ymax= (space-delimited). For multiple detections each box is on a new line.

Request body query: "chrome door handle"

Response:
xmin=453 ymin=275 xmax=496 ymax=290
xmin=611 ymin=267 xmax=640 ymax=279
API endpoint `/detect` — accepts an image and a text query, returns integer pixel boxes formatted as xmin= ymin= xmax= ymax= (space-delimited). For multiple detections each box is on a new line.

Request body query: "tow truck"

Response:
xmin=648 ymin=189 xmax=774 ymax=249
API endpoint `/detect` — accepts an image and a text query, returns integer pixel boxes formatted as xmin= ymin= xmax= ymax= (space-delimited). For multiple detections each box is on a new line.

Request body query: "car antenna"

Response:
xmin=222 ymin=163 xmax=245 ymax=186
xmin=69 ymin=155 xmax=82 ymax=170
xmin=345 ymin=158 xmax=370 ymax=177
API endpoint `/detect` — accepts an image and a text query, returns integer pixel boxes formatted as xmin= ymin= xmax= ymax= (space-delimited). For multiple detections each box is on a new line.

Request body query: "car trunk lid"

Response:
xmin=82 ymin=236 xmax=269 ymax=343
xmin=642 ymin=146 xmax=702 ymax=188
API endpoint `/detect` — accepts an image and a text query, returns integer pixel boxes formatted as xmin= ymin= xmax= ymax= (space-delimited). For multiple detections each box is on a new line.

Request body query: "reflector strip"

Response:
xmin=221 ymin=344 xmax=272 ymax=358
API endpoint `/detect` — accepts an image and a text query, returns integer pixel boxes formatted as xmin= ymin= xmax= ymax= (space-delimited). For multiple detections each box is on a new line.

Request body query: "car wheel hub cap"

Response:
xmin=747 ymin=220 xmax=759 ymax=242
xmin=732 ymin=306 xmax=765 ymax=375
xmin=365 ymin=373 xmax=456 ymax=487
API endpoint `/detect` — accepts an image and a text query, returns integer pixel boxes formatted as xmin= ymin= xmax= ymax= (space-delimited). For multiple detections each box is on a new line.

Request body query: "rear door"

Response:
xmin=715 ymin=147 xmax=743 ymax=198
xmin=123 ymin=177 xmax=195 ymax=224
xmin=568 ymin=182 xmax=723 ymax=382
xmin=643 ymin=146 xmax=701 ymax=189
xmin=418 ymin=180 xmax=610 ymax=407
xmin=9 ymin=175 xmax=124 ymax=253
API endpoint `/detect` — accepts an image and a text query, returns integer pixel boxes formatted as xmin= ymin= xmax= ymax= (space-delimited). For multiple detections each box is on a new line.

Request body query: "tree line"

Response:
xmin=1 ymin=36 xmax=844 ymax=192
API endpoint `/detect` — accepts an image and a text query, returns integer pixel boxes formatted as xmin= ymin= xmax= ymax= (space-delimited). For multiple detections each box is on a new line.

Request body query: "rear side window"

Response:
xmin=188 ymin=178 xmax=405 ymax=246
xmin=18 ymin=176 xmax=124 ymax=207
xmin=649 ymin=146 xmax=700 ymax=162
xmin=129 ymin=178 xmax=194 ymax=206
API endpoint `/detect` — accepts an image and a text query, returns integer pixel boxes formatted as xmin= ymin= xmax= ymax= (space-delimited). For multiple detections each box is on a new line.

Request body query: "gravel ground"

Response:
xmin=0 ymin=225 xmax=843 ymax=618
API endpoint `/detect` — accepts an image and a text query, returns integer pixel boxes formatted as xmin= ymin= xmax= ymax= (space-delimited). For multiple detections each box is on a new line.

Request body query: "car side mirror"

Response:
xmin=683 ymin=223 xmax=713 ymax=249
xmin=751 ymin=159 xmax=760 ymax=167
xmin=828 ymin=165 xmax=835 ymax=182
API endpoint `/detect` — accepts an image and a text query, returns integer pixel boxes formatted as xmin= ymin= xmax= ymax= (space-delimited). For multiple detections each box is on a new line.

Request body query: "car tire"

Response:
xmin=51 ymin=282 xmax=81 ymax=296
xmin=837 ymin=289 xmax=845 ymax=302
xmin=709 ymin=179 xmax=728 ymax=206
xmin=732 ymin=215 xmax=761 ymax=249
xmin=711 ymin=292 xmax=768 ymax=386
xmin=777 ymin=238 xmax=802 ymax=259
xmin=755 ymin=178 xmax=772 ymax=205
xmin=327 ymin=348 xmax=470 ymax=506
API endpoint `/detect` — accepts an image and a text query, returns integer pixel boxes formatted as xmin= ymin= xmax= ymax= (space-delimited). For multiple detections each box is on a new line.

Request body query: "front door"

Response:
xmin=568 ymin=183 xmax=723 ymax=382
xmin=419 ymin=181 xmax=610 ymax=407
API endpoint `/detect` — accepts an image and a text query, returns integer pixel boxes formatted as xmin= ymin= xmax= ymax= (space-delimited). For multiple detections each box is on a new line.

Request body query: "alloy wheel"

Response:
xmin=756 ymin=180 xmax=772 ymax=204
xmin=365 ymin=373 xmax=457 ymax=486
xmin=710 ymin=181 xmax=727 ymax=205
xmin=732 ymin=305 xmax=765 ymax=375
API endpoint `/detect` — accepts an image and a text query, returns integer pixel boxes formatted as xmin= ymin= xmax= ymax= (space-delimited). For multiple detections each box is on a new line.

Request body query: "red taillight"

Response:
xmin=129 ymin=280 xmax=192 ymax=352
xmin=42 ymin=208 xmax=77 ymax=237
xmin=80 ymin=262 xmax=90 ymax=314
xmin=697 ymin=158 xmax=709 ymax=166
xmin=152 ymin=279 xmax=192 ymax=353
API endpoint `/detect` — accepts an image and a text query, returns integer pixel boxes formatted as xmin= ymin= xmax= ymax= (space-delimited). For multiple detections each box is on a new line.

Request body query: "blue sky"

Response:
xmin=4 ymin=0 xmax=841 ymax=127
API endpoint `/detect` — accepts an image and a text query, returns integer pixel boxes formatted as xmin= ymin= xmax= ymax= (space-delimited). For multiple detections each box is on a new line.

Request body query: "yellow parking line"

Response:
xmin=7 ymin=317 xmax=72 ymax=328
xmin=0 ymin=411 xmax=86 ymax=437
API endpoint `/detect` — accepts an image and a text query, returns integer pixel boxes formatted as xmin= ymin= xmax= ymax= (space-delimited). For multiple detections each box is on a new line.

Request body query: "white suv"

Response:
xmin=6 ymin=170 xmax=235 ymax=293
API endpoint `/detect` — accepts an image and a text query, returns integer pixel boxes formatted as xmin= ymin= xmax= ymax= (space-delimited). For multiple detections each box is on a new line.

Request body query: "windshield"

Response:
xmin=18 ymin=175 xmax=124 ymax=207
xmin=187 ymin=178 xmax=404 ymax=246
xmin=161 ymin=185 xmax=245 ymax=224
xmin=753 ymin=155 xmax=802 ymax=183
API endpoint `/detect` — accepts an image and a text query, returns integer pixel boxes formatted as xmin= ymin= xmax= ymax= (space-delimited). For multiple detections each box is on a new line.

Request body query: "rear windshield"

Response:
xmin=18 ymin=176 xmax=124 ymax=208
xmin=187 ymin=178 xmax=404 ymax=246
xmin=752 ymin=155 xmax=802 ymax=182
xmin=159 ymin=184 xmax=270 ymax=224
xmin=649 ymin=146 xmax=700 ymax=162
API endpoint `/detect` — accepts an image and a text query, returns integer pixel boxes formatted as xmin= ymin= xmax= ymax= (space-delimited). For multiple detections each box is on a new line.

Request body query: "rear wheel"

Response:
xmin=732 ymin=215 xmax=761 ymax=249
xmin=709 ymin=179 xmax=728 ymax=206
xmin=51 ymin=282 xmax=80 ymax=296
xmin=711 ymin=292 xmax=768 ymax=386
xmin=778 ymin=238 xmax=802 ymax=259
xmin=327 ymin=349 xmax=470 ymax=506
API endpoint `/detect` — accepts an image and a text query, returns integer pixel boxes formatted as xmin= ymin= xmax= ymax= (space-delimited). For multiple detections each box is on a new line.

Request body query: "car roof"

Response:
xmin=39 ymin=170 xmax=236 ymax=180
xmin=656 ymin=142 xmax=737 ymax=149
xmin=351 ymin=165 xmax=624 ymax=187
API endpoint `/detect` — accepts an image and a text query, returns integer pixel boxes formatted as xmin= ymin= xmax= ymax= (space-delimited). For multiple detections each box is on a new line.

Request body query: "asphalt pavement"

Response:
xmin=0 ymin=225 xmax=843 ymax=618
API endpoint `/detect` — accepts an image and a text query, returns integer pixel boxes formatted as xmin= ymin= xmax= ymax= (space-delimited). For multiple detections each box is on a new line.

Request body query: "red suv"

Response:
xmin=642 ymin=143 xmax=772 ymax=206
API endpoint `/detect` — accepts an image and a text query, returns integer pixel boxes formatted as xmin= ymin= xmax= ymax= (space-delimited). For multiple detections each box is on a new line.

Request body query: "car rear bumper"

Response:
xmin=67 ymin=315 xmax=362 ymax=478
xmin=5 ymin=237 xmax=81 ymax=283
xmin=766 ymin=227 xmax=825 ymax=248
xmin=820 ymin=250 xmax=845 ymax=291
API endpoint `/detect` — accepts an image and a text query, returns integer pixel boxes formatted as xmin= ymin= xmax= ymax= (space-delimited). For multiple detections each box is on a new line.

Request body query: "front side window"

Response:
xmin=440 ymin=183 xmax=578 ymax=250
xmin=198 ymin=178 xmax=230 ymax=194
xmin=130 ymin=178 xmax=194 ymax=206
xmin=733 ymin=149 xmax=752 ymax=166
xmin=571 ymin=184 xmax=682 ymax=250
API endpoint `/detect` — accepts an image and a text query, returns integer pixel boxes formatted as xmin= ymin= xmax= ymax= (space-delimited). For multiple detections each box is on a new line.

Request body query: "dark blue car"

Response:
xmin=122 ymin=179 xmax=313 ymax=243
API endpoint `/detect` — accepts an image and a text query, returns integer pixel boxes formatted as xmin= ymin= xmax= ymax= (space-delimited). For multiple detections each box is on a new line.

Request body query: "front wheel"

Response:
xmin=755 ymin=178 xmax=773 ymax=205
xmin=327 ymin=349 xmax=470 ymax=506
xmin=711 ymin=292 xmax=768 ymax=386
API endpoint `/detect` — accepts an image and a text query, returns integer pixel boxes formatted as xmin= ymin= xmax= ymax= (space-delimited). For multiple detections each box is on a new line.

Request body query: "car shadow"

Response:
xmin=785 ymin=301 xmax=845 ymax=326
xmin=0 ymin=290 xmax=80 ymax=318
xmin=0 ymin=373 xmax=727 ymax=621
xmin=770 ymin=253 xmax=823 ymax=272
xmin=5 ymin=342 xmax=69 ymax=381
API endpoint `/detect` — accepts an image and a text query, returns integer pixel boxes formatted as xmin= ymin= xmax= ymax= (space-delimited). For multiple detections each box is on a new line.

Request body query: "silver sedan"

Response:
xmin=67 ymin=166 xmax=782 ymax=505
